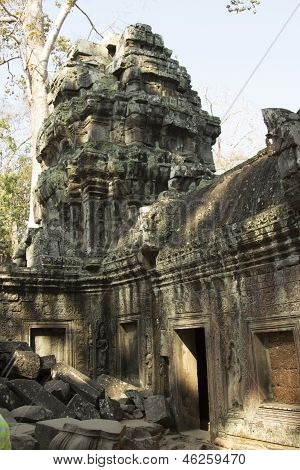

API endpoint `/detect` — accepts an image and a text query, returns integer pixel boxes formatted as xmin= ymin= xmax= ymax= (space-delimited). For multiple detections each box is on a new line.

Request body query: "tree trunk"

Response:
xmin=22 ymin=0 xmax=49 ymax=227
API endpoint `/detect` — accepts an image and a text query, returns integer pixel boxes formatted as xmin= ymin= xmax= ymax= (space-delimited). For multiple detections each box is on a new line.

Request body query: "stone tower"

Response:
xmin=14 ymin=23 xmax=220 ymax=268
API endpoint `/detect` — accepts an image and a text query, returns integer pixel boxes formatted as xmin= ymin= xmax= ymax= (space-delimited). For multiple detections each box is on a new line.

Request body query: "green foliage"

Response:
xmin=0 ymin=114 xmax=31 ymax=261
xmin=227 ymin=0 xmax=261 ymax=13
xmin=51 ymin=35 xmax=72 ymax=70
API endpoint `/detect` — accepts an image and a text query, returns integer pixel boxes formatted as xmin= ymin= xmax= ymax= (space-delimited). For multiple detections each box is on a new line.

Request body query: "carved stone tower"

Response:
xmin=14 ymin=24 xmax=220 ymax=268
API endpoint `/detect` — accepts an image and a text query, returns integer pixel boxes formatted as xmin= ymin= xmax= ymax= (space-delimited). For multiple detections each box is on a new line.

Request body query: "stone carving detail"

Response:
xmin=226 ymin=341 xmax=242 ymax=410
xmin=96 ymin=321 xmax=108 ymax=375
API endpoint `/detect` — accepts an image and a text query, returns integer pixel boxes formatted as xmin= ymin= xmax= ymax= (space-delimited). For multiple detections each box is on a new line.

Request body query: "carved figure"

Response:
xmin=96 ymin=321 xmax=108 ymax=374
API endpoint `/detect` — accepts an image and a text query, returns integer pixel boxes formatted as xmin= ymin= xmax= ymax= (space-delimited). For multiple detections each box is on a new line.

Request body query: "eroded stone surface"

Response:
xmin=52 ymin=363 xmax=104 ymax=406
xmin=12 ymin=405 xmax=54 ymax=423
xmin=98 ymin=398 xmax=123 ymax=420
xmin=0 ymin=382 xmax=23 ymax=410
xmin=44 ymin=379 xmax=73 ymax=404
xmin=35 ymin=418 xmax=79 ymax=450
xmin=10 ymin=350 xmax=40 ymax=379
xmin=63 ymin=394 xmax=100 ymax=420
xmin=144 ymin=395 xmax=172 ymax=427
xmin=8 ymin=379 xmax=66 ymax=418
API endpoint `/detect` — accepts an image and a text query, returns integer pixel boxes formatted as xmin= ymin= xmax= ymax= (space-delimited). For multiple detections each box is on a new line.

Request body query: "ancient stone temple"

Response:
xmin=0 ymin=24 xmax=300 ymax=449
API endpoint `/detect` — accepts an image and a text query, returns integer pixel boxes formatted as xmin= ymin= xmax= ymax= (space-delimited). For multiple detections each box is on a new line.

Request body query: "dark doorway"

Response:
xmin=30 ymin=328 xmax=66 ymax=362
xmin=174 ymin=327 xmax=210 ymax=431
xmin=120 ymin=321 xmax=139 ymax=385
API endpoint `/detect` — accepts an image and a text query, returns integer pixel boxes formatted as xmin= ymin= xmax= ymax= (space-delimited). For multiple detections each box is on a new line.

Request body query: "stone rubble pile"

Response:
xmin=0 ymin=341 xmax=173 ymax=450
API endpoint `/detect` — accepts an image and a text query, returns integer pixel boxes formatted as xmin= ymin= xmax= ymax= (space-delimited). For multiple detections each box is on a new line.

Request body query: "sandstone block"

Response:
xmin=49 ymin=419 xmax=126 ymax=450
xmin=96 ymin=374 xmax=141 ymax=399
xmin=10 ymin=350 xmax=40 ymax=379
xmin=12 ymin=405 xmax=54 ymax=423
xmin=125 ymin=389 xmax=147 ymax=410
xmin=122 ymin=419 xmax=164 ymax=439
xmin=98 ymin=398 xmax=123 ymax=421
xmin=35 ymin=418 xmax=79 ymax=450
xmin=44 ymin=379 xmax=72 ymax=404
xmin=10 ymin=423 xmax=35 ymax=436
xmin=144 ymin=395 xmax=172 ymax=427
xmin=0 ymin=382 xmax=23 ymax=410
xmin=63 ymin=394 xmax=100 ymax=420
xmin=40 ymin=355 xmax=57 ymax=373
xmin=8 ymin=379 xmax=66 ymax=418
xmin=52 ymin=363 xmax=104 ymax=406
xmin=11 ymin=431 xmax=38 ymax=450
xmin=132 ymin=409 xmax=144 ymax=419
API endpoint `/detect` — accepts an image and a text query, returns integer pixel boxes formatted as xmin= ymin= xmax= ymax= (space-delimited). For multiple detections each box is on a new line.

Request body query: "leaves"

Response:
xmin=227 ymin=0 xmax=261 ymax=13
xmin=0 ymin=110 xmax=31 ymax=260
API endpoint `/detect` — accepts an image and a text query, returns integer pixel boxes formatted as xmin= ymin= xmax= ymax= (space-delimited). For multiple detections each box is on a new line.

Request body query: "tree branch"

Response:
xmin=0 ymin=55 xmax=20 ymax=66
xmin=0 ymin=16 xmax=17 ymax=23
xmin=0 ymin=2 xmax=18 ymax=20
xmin=75 ymin=3 xmax=103 ymax=39
xmin=41 ymin=0 xmax=77 ymax=66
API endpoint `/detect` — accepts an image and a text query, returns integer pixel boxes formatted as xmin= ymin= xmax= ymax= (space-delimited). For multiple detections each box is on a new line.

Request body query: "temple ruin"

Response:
xmin=0 ymin=24 xmax=299 ymax=449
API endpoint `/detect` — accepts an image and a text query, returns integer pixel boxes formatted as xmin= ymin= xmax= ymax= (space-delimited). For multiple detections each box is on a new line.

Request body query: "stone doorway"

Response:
xmin=30 ymin=327 xmax=66 ymax=362
xmin=119 ymin=320 xmax=140 ymax=386
xmin=173 ymin=327 xmax=210 ymax=431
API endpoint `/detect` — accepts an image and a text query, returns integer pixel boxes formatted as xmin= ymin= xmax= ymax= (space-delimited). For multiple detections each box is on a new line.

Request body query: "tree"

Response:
xmin=227 ymin=0 xmax=261 ymax=13
xmin=0 ymin=1 xmax=101 ymax=226
xmin=0 ymin=111 xmax=31 ymax=261
xmin=199 ymin=84 xmax=265 ymax=173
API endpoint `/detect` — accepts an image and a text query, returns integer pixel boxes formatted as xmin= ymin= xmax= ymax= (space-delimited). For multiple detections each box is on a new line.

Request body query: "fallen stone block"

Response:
xmin=40 ymin=355 xmax=57 ymax=374
xmin=49 ymin=419 xmax=126 ymax=450
xmin=120 ymin=403 xmax=136 ymax=413
xmin=11 ymin=430 xmax=38 ymax=450
xmin=10 ymin=350 xmax=40 ymax=379
xmin=12 ymin=405 xmax=54 ymax=423
xmin=10 ymin=423 xmax=36 ymax=436
xmin=8 ymin=379 xmax=66 ymax=418
xmin=132 ymin=409 xmax=144 ymax=419
xmin=123 ymin=411 xmax=134 ymax=420
xmin=0 ymin=341 xmax=31 ymax=376
xmin=0 ymin=407 xmax=17 ymax=426
xmin=44 ymin=379 xmax=72 ymax=404
xmin=122 ymin=419 xmax=164 ymax=439
xmin=35 ymin=418 xmax=79 ymax=450
xmin=118 ymin=436 xmax=144 ymax=450
xmin=99 ymin=398 xmax=123 ymax=421
xmin=144 ymin=395 xmax=172 ymax=427
xmin=52 ymin=363 xmax=104 ymax=406
xmin=125 ymin=390 xmax=152 ymax=411
xmin=119 ymin=435 xmax=159 ymax=450
xmin=64 ymin=394 xmax=100 ymax=420
xmin=96 ymin=374 xmax=141 ymax=399
xmin=0 ymin=382 xmax=23 ymax=410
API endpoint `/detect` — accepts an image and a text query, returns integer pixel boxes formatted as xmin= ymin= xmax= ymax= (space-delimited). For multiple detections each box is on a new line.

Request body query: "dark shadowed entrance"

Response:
xmin=173 ymin=327 xmax=210 ymax=431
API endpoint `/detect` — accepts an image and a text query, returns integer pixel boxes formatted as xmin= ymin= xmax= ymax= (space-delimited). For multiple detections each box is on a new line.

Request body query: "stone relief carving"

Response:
xmin=96 ymin=321 xmax=108 ymax=375
xmin=226 ymin=341 xmax=242 ymax=410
